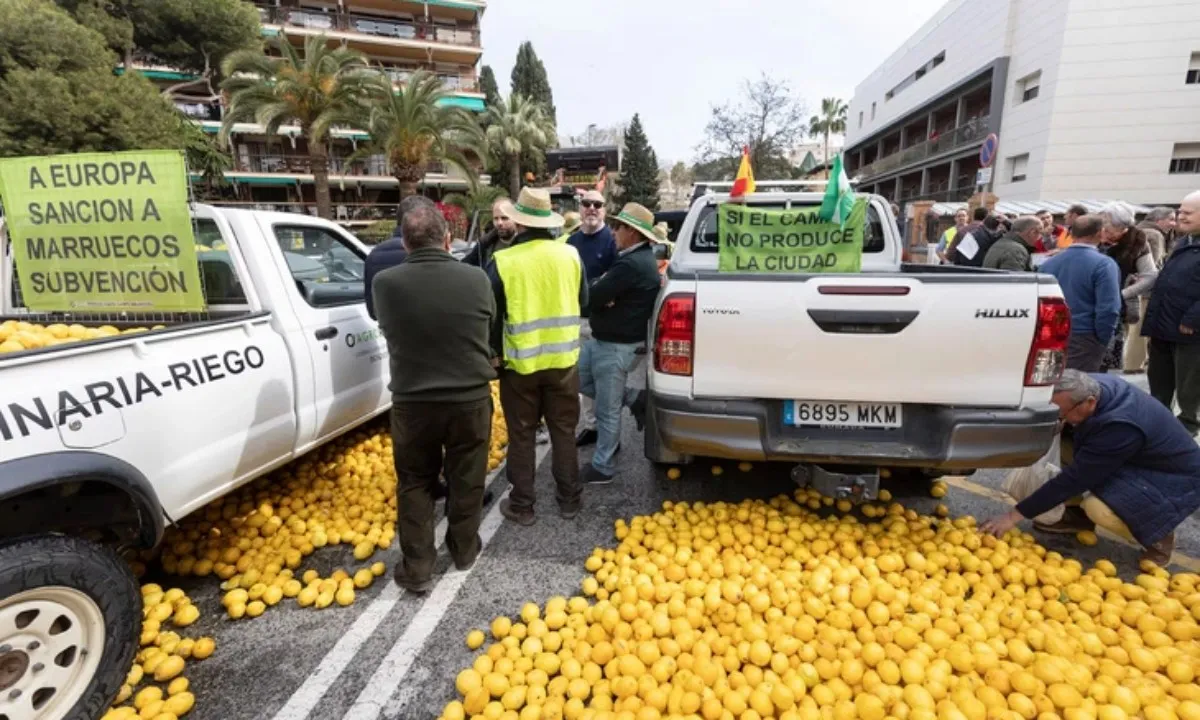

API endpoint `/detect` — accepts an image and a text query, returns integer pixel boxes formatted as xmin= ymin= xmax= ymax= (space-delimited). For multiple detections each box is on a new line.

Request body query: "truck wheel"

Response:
xmin=0 ymin=535 xmax=140 ymax=720
xmin=644 ymin=395 xmax=691 ymax=466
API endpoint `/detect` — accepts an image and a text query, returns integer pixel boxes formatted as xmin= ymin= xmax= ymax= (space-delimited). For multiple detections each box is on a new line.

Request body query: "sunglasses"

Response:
xmin=580 ymin=201 xmax=604 ymax=210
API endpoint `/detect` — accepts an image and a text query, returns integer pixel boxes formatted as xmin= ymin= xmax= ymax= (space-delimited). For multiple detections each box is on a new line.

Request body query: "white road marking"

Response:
xmin=339 ymin=446 xmax=550 ymax=720
xmin=270 ymin=459 xmax=517 ymax=720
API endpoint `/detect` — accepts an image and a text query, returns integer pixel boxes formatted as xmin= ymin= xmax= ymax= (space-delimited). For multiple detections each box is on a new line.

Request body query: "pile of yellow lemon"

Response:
xmin=441 ymin=489 xmax=1200 ymax=720
xmin=0 ymin=320 xmax=157 ymax=354
xmin=103 ymin=584 xmax=215 ymax=720
xmin=151 ymin=381 xmax=506 ymax=620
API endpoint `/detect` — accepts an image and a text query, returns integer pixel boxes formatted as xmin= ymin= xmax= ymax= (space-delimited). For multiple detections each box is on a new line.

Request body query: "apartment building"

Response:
xmin=137 ymin=0 xmax=488 ymax=222
xmin=844 ymin=0 xmax=1200 ymax=208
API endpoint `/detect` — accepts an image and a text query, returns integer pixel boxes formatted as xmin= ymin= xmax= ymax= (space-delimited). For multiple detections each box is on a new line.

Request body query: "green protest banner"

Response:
xmin=717 ymin=199 xmax=867 ymax=273
xmin=0 ymin=150 xmax=205 ymax=313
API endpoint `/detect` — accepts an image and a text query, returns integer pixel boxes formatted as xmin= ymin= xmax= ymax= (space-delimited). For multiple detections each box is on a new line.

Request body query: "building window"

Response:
xmin=1017 ymin=71 xmax=1041 ymax=104
xmin=1009 ymin=154 xmax=1029 ymax=183
xmin=858 ymin=111 xmax=864 ymax=129
xmin=871 ymin=102 xmax=876 ymax=120
xmin=1188 ymin=53 xmax=1200 ymax=84
xmin=885 ymin=50 xmax=946 ymax=102
xmin=1169 ymin=143 xmax=1200 ymax=174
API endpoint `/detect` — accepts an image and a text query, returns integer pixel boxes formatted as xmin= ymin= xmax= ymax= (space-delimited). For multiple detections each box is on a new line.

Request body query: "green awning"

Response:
xmin=219 ymin=175 xmax=300 ymax=186
xmin=437 ymin=96 xmax=485 ymax=112
xmin=424 ymin=0 xmax=480 ymax=12
xmin=261 ymin=27 xmax=280 ymax=37
xmin=114 ymin=67 xmax=199 ymax=81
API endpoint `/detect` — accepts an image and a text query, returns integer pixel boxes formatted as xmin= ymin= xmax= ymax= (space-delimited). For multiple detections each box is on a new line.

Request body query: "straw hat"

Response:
xmin=609 ymin=203 xmax=658 ymax=243
xmin=562 ymin=211 xmax=582 ymax=235
xmin=653 ymin=222 xmax=669 ymax=243
xmin=501 ymin=187 xmax=564 ymax=229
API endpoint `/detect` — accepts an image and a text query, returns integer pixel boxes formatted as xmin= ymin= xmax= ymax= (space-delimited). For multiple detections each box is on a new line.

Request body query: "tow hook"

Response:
xmin=791 ymin=464 xmax=881 ymax=501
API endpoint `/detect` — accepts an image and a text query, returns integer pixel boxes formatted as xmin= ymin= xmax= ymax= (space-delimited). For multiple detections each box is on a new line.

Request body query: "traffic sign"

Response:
xmin=980 ymin=133 xmax=999 ymax=168
xmin=976 ymin=167 xmax=993 ymax=186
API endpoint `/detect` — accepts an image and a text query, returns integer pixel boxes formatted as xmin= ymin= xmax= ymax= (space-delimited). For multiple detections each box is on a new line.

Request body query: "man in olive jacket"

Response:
xmin=983 ymin=215 xmax=1041 ymax=272
xmin=577 ymin=202 xmax=659 ymax=485
xmin=373 ymin=203 xmax=496 ymax=593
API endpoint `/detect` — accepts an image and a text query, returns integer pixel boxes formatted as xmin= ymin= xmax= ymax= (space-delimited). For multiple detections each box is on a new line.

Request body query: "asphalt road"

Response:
xmin=147 ymin=369 xmax=1200 ymax=720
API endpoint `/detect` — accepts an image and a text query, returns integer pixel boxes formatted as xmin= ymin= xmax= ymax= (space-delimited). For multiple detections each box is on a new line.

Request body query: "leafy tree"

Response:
xmin=485 ymin=94 xmax=556 ymax=198
xmin=612 ymin=114 xmax=660 ymax=212
xmin=443 ymin=183 xmax=507 ymax=220
xmin=809 ymin=97 xmax=848 ymax=177
xmin=0 ymin=0 xmax=184 ymax=157
xmin=355 ymin=70 xmax=486 ymax=199
xmin=54 ymin=0 xmax=260 ymax=88
xmin=479 ymin=65 xmax=502 ymax=112
xmin=698 ymin=74 xmax=807 ymax=178
xmin=220 ymin=35 xmax=375 ymax=219
xmin=669 ymin=161 xmax=693 ymax=190
xmin=181 ymin=120 xmax=232 ymax=199
xmin=510 ymin=42 xmax=556 ymax=124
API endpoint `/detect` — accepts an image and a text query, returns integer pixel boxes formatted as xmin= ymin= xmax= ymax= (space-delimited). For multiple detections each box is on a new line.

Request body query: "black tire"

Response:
xmin=0 ymin=535 xmax=141 ymax=720
xmin=643 ymin=394 xmax=692 ymax=466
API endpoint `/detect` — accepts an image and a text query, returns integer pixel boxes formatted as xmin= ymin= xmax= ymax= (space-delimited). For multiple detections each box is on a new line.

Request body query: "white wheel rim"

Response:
xmin=0 ymin=587 xmax=106 ymax=720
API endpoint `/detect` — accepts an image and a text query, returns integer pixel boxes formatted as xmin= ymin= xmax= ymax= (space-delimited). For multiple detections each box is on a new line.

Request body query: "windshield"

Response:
xmin=688 ymin=202 xmax=886 ymax=255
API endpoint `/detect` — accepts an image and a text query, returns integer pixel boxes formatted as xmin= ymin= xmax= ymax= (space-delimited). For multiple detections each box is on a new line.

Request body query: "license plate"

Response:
xmin=784 ymin=401 xmax=902 ymax=429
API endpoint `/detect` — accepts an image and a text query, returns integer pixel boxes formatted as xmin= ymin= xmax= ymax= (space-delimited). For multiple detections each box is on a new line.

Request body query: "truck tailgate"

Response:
xmin=692 ymin=275 xmax=1039 ymax=407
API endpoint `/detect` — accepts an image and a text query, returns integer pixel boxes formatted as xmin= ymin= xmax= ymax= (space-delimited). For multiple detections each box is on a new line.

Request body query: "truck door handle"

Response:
xmin=314 ymin=326 xmax=338 ymax=341
xmin=806 ymin=310 xmax=918 ymax=335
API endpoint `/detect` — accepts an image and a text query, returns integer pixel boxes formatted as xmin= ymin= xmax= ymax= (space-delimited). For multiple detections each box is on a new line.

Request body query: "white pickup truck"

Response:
xmin=0 ymin=205 xmax=390 ymax=720
xmin=645 ymin=185 xmax=1070 ymax=491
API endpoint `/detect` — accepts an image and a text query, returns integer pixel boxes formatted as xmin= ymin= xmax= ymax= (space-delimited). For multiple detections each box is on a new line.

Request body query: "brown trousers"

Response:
xmin=391 ymin=396 xmax=492 ymax=580
xmin=499 ymin=366 xmax=581 ymax=513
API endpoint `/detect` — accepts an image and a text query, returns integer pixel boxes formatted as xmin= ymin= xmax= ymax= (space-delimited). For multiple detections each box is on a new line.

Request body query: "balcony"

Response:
xmin=257 ymin=5 xmax=480 ymax=49
xmin=379 ymin=66 xmax=480 ymax=94
xmin=856 ymin=115 xmax=991 ymax=181
xmin=233 ymin=149 xmax=452 ymax=178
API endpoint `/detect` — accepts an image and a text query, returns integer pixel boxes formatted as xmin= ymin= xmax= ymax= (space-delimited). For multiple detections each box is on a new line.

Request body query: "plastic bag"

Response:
xmin=1001 ymin=434 xmax=1064 ymax=524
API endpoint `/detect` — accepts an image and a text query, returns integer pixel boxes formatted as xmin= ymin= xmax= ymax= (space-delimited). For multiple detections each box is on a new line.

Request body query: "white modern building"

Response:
xmin=843 ymin=0 xmax=1200 ymax=207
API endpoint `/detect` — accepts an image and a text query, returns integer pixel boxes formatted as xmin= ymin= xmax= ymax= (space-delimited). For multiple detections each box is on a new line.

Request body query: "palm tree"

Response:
xmin=485 ymin=94 xmax=556 ymax=198
xmin=220 ymin=36 xmax=375 ymax=219
xmin=809 ymin=97 xmax=849 ymax=178
xmin=356 ymin=70 xmax=486 ymax=199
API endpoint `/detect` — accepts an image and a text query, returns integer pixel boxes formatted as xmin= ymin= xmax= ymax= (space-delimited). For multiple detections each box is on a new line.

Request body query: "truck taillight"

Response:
xmin=654 ymin=293 xmax=695 ymax=376
xmin=1025 ymin=297 xmax=1071 ymax=386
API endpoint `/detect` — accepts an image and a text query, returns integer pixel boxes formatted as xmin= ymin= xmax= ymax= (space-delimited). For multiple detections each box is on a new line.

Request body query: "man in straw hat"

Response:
xmin=558 ymin=211 xmax=582 ymax=241
xmin=569 ymin=189 xmax=618 ymax=448
xmin=576 ymin=202 xmax=659 ymax=485
xmin=487 ymin=187 xmax=589 ymax=525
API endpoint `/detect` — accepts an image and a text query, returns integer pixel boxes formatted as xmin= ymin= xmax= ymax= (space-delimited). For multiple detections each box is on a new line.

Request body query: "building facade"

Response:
xmin=844 ymin=0 xmax=1200 ymax=208
xmin=132 ymin=0 xmax=488 ymax=223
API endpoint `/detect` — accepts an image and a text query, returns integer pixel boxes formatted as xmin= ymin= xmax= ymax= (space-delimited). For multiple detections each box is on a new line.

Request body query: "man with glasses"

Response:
xmin=568 ymin=189 xmax=618 ymax=446
xmin=981 ymin=370 xmax=1200 ymax=567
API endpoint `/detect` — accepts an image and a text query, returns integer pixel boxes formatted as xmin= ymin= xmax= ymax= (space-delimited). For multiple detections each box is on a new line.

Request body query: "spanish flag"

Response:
xmin=730 ymin=146 xmax=755 ymax=198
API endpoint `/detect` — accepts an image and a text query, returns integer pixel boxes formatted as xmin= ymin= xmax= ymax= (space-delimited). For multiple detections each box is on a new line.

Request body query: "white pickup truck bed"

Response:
xmin=645 ymin=191 xmax=1068 ymax=473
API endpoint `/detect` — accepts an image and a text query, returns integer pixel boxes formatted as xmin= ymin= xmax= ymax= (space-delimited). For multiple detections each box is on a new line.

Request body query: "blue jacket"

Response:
xmin=567 ymin=226 xmax=618 ymax=283
xmin=1143 ymin=236 xmax=1200 ymax=343
xmin=1016 ymin=374 xmax=1200 ymax=546
xmin=1040 ymin=245 xmax=1121 ymax=344
xmin=364 ymin=234 xmax=408 ymax=320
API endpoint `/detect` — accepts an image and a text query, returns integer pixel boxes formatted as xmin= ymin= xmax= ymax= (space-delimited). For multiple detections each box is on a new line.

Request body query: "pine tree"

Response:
xmin=510 ymin=42 xmax=556 ymax=124
xmin=614 ymin=114 xmax=660 ymax=212
xmin=479 ymin=65 xmax=501 ymax=112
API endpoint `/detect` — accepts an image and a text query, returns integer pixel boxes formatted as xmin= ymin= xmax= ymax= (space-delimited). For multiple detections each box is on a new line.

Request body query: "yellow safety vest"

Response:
xmin=493 ymin=240 xmax=583 ymax=374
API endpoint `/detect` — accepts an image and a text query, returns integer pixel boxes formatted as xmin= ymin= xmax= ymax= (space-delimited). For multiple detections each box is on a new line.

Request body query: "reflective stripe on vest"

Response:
xmin=493 ymin=239 xmax=583 ymax=374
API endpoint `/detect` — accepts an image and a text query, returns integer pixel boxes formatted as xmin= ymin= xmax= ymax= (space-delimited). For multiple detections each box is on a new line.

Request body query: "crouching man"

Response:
xmin=982 ymin=370 xmax=1200 ymax=566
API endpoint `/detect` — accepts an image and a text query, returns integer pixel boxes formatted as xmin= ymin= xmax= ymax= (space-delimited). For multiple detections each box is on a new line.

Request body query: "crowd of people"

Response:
xmin=979 ymin=190 xmax=1200 ymax=566
xmin=366 ymin=186 xmax=660 ymax=592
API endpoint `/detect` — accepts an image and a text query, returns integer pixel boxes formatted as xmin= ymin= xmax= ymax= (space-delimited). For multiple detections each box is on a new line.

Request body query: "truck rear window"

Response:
xmin=688 ymin=203 xmax=886 ymax=255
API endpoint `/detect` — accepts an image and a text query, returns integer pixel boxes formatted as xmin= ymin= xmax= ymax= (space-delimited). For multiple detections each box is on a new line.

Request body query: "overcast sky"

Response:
xmin=481 ymin=0 xmax=946 ymax=165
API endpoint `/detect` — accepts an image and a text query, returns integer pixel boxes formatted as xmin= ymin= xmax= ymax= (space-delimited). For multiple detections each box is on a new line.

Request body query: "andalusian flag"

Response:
xmin=819 ymin=153 xmax=855 ymax=226
xmin=730 ymin=146 xmax=755 ymax=198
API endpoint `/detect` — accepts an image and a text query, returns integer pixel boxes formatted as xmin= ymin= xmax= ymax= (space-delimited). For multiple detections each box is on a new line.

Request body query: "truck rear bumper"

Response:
xmin=651 ymin=394 xmax=1059 ymax=470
